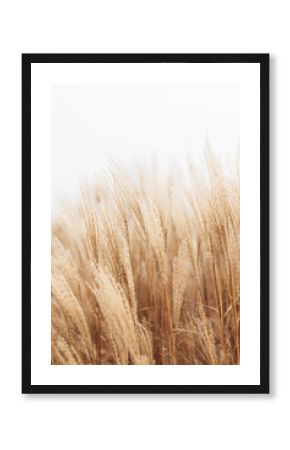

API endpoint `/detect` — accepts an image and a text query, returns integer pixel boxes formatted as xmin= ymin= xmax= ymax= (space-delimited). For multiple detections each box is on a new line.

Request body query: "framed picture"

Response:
xmin=22 ymin=53 xmax=269 ymax=394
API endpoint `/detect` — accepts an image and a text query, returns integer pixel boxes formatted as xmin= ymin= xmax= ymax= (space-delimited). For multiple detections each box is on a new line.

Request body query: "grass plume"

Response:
xmin=51 ymin=148 xmax=240 ymax=365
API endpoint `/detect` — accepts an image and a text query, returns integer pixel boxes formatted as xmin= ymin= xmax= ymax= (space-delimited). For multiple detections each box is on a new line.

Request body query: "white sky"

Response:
xmin=52 ymin=83 xmax=239 ymax=213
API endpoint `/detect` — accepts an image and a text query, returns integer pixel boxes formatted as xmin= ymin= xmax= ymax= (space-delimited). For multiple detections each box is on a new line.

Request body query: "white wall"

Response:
xmin=0 ymin=1 xmax=285 ymax=450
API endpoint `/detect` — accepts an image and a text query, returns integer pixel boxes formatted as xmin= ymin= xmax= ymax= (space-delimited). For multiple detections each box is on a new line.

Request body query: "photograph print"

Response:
xmin=22 ymin=54 xmax=269 ymax=393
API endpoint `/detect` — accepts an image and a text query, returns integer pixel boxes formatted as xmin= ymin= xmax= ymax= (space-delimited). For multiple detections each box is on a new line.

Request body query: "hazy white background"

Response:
xmin=0 ymin=1 xmax=287 ymax=450
xmin=52 ymin=83 xmax=239 ymax=213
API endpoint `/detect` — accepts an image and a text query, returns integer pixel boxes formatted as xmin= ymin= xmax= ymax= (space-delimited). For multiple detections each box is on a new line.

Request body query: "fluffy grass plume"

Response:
xmin=51 ymin=148 xmax=240 ymax=365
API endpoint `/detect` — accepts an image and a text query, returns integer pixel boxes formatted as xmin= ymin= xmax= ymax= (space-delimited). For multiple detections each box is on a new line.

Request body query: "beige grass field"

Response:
xmin=51 ymin=148 xmax=240 ymax=365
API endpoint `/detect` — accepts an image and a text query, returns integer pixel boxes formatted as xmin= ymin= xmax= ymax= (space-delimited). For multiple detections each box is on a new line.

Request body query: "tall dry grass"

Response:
xmin=51 ymin=148 xmax=240 ymax=365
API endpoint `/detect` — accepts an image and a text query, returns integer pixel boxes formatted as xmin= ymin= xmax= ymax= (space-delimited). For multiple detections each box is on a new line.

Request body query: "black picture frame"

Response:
xmin=22 ymin=53 xmax=269 ymax=394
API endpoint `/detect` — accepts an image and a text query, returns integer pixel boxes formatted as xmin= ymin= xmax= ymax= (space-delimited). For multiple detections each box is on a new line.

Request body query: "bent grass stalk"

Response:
xmin=51 ymin=152 xmax=240 ymax=365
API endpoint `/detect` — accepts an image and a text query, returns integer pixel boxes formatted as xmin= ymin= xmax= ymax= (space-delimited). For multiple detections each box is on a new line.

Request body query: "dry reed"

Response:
xmin=51 ymin=148 xmax=240 ymax=365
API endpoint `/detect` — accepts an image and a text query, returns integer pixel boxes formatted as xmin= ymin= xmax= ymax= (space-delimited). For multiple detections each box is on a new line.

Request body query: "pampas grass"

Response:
xmin=51 ymin=147 xmax=240 ymax=365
